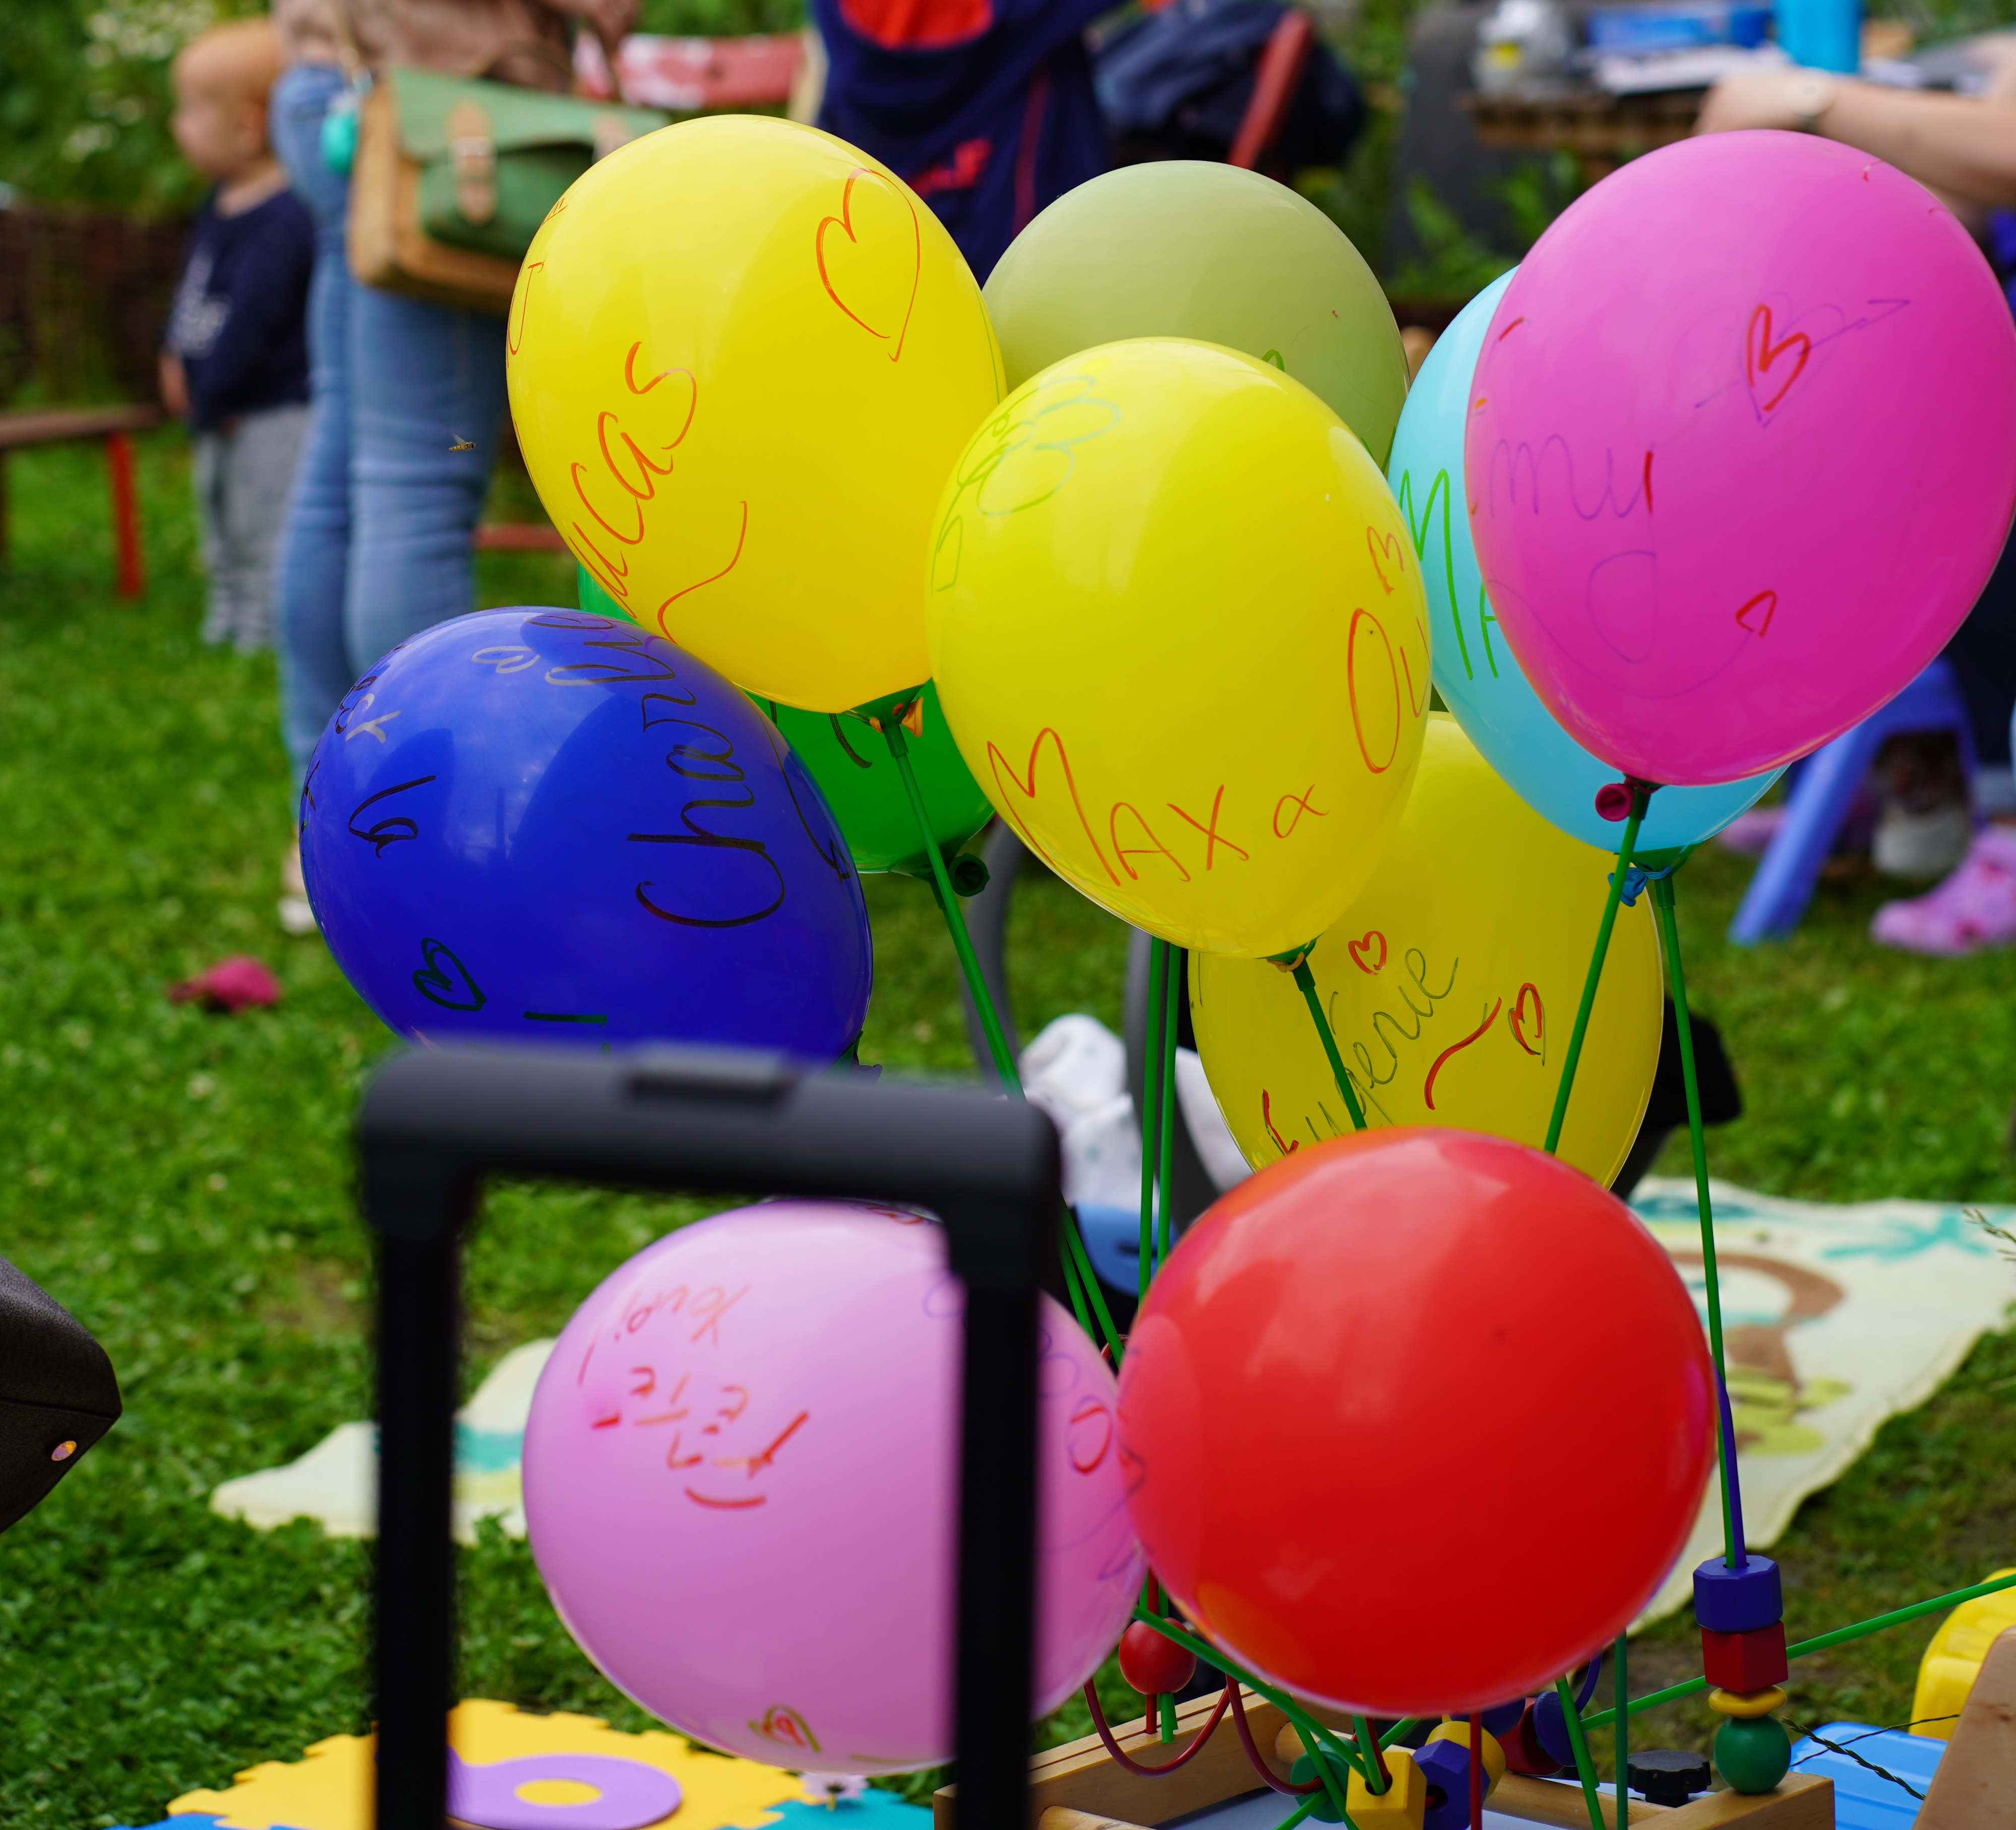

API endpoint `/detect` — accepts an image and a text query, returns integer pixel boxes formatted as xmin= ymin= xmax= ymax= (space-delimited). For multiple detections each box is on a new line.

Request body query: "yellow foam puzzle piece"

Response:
xmin=169 ymin=1698 xmax=806 ymax=1830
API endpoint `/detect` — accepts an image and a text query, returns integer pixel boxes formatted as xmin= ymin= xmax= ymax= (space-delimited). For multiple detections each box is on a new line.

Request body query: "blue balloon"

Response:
xmin=1387 ymin=273 xmax=1781 ymax=855
xmin=301 ymin=607 xmax=873 ymax=1057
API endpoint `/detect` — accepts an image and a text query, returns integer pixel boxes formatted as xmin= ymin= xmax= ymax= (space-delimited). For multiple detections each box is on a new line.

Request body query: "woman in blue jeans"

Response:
xmin=267 ymin=0 xmax=629 ymax=927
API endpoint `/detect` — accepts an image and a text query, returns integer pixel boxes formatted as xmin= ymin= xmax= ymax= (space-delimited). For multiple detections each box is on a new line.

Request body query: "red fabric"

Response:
xmin=838 ymin=0 xmax=991 ymax=48
xmin=911 ymin=137 xmax=991 ymax=198
xmin=168 ymin=955 xmax=283 ymax=1013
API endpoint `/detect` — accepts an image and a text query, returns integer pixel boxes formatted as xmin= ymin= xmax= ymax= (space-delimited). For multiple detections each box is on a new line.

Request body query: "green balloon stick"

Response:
xmin=754 ymin=686 xmax=993 ymax=878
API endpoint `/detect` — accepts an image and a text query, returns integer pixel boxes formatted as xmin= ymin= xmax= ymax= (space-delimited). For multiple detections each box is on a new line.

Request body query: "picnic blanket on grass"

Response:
xmin=211 ymin=1182 xmax=2016 ymax=1626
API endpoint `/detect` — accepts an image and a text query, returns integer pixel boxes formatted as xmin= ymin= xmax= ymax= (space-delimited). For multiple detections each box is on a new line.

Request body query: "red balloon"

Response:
xmin=1116 ymin=1128 xmax=1714 ymax=1716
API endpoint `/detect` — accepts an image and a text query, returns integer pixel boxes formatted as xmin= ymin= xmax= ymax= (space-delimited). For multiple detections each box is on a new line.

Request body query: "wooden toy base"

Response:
xmin=933 ymin=1692 xmax=1833 ymax=1830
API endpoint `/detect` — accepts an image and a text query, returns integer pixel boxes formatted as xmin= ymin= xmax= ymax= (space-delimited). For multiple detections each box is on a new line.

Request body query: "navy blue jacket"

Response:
xmin=814 ymin=0 xmax=1111 ymax=281
xmin=164 ymin=185 xmax=313 ymax=431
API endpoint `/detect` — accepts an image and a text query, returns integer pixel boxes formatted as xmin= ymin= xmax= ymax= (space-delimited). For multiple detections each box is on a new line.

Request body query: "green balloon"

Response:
xmin=982 ymin=161 xmax=1409 ymax=466
xmin=751 ymin=685 xmax=994 ymax=876
xmin=1714 ymin=1715 xmax=1792 ymax=1795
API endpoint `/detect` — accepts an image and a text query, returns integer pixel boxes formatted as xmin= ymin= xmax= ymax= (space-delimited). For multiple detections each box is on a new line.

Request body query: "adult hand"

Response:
xmin=159 ymin=349 xmax=189 ymax=418
xmin=1696 ymin=70 xmax=1805 ymax=134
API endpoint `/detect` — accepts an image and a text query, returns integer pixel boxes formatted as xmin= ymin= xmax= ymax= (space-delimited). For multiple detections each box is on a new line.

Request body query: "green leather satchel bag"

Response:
xmin=350 ymin=66 xmax=665 ymax=313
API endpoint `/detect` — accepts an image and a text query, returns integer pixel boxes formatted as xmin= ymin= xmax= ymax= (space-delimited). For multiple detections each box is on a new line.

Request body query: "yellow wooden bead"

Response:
xmin=1426 ymin=1722 xmax=1506 ymax=1793
xmin=1346 ymin=1747 xmax=1427 ymax=1830
xmin=1708 ymin=1685 xmax=1787 ymax=1719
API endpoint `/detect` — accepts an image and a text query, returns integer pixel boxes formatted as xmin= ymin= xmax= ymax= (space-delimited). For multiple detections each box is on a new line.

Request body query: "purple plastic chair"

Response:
xmin=1728 ymin=658 xmax=1979 ymax=944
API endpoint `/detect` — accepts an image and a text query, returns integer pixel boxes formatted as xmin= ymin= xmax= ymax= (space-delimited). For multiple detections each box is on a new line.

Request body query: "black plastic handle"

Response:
xmin=357 ymin=1043 xmax=1060 ymax=1830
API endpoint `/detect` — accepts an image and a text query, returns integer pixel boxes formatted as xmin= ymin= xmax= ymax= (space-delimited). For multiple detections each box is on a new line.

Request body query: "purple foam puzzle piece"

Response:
xmin=446 ymin=1747 xmax=682 ymax=1830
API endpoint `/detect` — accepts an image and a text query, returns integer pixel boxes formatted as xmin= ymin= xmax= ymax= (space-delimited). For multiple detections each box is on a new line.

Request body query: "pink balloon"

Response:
xmin=523 ymin=1201 xmax=1142 ymax=1774
xmin=1465 ymin=132 xmax=2016 ymax=786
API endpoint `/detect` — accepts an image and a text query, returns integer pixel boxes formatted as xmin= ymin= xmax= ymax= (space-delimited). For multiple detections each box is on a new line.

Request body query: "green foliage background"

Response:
xmin=7 ymin=0 xmax=2016 ymax=293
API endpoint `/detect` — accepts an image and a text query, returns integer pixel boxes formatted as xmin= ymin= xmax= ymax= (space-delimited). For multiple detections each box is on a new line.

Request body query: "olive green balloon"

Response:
xmin=983 ymin=161 xmax=1409 ymax=465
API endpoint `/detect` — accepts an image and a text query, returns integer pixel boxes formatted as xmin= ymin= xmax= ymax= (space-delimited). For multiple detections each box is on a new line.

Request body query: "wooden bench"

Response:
xmin=0 ymin=402 xmax=161 ymax=597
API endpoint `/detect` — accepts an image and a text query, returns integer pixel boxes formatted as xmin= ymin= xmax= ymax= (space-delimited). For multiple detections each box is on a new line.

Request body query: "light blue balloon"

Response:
xmin=1387 ymin=272 xmax=1781 ymax=856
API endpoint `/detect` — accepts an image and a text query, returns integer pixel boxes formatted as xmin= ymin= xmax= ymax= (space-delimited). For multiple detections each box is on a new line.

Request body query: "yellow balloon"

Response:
xmin=928 ymin=339 xmax=1431 ymax=959
xmin=508 ymin=116 xmax=1002 ymax=712
xmin=1191 ymin=716 xmax=1662 ymax=1182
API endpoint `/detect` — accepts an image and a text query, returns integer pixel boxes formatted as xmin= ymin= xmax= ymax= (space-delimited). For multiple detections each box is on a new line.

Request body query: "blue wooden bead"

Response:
xmin=1480 ymin=1699 xmax=1526 ymax=1736
xmin=1692 ymin=1555 xmax=1782 ymax=1634
xmin=1532 ymin=1691 xmax=1575 ymax=1768
xmin=1413 ymin=1739 xmax=1472 ymax=1830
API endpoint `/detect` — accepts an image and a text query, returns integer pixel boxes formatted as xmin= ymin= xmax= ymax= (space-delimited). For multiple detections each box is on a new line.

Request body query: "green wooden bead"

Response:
xmin=1290 ymin=1752 xmax=1349 ymax=1822
xmin=1714 ymin=1713 xmax=1792 ymax=1794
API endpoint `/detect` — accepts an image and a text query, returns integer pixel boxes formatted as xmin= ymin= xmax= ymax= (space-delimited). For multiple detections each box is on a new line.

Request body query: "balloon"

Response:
xmin=984 ymin=161 xmax=1409 ymax=466
xmin=1391 ymin=273 xmax=1781 ymax=850
xmin=508 ymin=116 xmax=1002 ymax=713
xmin=1466 ymin=132 xmax=2016 ymax=785
xmin=524 ymin=1201 xmax=1142 ymax=1771
xmin=300 ymin=607 xmax=872 ymax=1058
xmin=929 ymin=339 xmax=1430 ymax=959
xmin=1117 ymin=1129 xmax=1715 ymax=1714
xmin=575 ymin=564 xmax=993 ymax=875
xmin=754 ymin=684 xmax=993 ymax=875
xmin=1190 ymin=715 xmax=1662 ymax=1184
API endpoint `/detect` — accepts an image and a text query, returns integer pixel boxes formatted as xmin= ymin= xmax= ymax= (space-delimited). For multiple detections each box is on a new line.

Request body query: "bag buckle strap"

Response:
xmin=444 ymin=99 xmax=496 ymax=225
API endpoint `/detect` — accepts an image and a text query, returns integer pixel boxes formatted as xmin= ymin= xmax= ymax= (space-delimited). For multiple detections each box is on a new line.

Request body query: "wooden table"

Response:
xmin=1461 ymin=86 xmax=1702 ymax=185
xmin=0 ymin=402 xmax=162 ymax=597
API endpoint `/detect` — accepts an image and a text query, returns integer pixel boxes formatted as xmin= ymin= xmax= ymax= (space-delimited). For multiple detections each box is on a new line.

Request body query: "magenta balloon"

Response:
xmin=1465 ymin=132 xmax=2016 ymax=785
xmin=522 ymin=1201 xmax=1142 ymax=1774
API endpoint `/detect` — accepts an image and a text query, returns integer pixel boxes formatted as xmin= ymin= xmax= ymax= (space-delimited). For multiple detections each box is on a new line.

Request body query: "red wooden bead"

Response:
xmin=1118 ymin=1620 xmax=1197 ymax=1696
xmin=1700 ymin=1621 xmax=1788 ymax=1694
xmin=1497 ymin=1701 xmax=1563 ymax=1779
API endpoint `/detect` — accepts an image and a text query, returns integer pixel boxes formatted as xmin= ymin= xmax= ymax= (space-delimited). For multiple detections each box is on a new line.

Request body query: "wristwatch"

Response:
xmin=1784 ymin=70 xmax=1838 ymax=132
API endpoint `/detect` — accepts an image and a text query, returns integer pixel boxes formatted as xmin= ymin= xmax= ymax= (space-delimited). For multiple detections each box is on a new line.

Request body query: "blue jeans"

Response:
xmin=270 ymin=62 xmax=509 ymax=789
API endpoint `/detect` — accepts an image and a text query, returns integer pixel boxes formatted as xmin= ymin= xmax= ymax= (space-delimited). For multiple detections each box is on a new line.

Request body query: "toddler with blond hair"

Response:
xmin=161 ymin=18 xmax=313 ymax=651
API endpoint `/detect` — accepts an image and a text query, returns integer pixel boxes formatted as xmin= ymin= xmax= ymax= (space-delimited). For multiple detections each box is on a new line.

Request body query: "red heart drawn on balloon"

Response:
xmin=1348 ymin=930 xmax=1387 ymax=974
xmin=815 ymin=169 xmax=921 ymax=362
xmin=749 ymin=1705 xmax=820 ymax=1753
xmin=1365 ymin=526 xmax=1406 ymax=595
xmin=1745 ymin=304 xmax=1810 ymax=413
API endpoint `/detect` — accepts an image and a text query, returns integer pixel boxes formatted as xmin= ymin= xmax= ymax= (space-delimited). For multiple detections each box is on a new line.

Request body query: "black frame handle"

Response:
xmin=357 ymin=1044 xmax=1059 ymax=1830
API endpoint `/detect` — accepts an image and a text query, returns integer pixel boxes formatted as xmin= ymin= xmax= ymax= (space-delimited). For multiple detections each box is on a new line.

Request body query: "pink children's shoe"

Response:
xmin=168 ymin=955 xmax=283 ymax=1012
xmin=1716 ymin=806 xmax=1786 ymax=857
xmin=1871 ymin=827 xmax=2016 ymax=956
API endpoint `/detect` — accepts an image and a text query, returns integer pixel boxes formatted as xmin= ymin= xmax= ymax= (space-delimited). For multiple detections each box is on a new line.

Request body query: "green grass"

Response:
xmin=0 ymin=430 xmax=2009 ymax=1824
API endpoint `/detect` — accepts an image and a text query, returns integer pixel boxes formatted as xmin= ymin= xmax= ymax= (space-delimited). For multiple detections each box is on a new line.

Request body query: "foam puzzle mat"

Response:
xmin=108 ymin=1699 xmax=929 ymax=1830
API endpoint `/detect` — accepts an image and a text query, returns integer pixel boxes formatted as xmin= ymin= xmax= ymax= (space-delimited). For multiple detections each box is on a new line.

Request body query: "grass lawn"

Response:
xmin=0 ymin=430 xmax=2009 ymax=1826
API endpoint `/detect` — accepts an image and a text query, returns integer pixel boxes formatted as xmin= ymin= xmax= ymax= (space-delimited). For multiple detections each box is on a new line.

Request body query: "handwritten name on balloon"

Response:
xmin=930 ymin=369 xmax=1123 ymax=593
xmin=981 ymin=725 xmax=1324 ymax=890
xmin=513 ymin=289 xmax=750 ymax=632
xmin=1395 ymin=465 xmax=1502 ymax=685
xmin=332 ymin=619 xmax=818 ymax=1023
xmin=1251 ymin=945 xmax=1556 ymax=1149
xmin=573 ymin=1279 xmax=811 ymax=1511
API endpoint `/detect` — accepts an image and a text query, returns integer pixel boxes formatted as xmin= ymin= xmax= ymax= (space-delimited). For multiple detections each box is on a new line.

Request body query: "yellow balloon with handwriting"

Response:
xmin=508 ymin=116 xmax=1002 ymax=712
xmin=1191 ymin=716 xmax=1662 ymax=1182
xmin=928 ymin=338 xmax=1429 ymax=958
